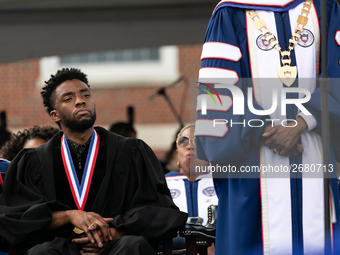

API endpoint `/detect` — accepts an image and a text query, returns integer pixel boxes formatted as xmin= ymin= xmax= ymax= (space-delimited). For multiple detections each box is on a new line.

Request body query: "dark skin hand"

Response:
xmin=262 ymin=117 xmax=307 ymax=157
xmin=46 ymin=211 xmax=113 ymax=248
xmin=73 ymin=225 xmax=127 ymax=255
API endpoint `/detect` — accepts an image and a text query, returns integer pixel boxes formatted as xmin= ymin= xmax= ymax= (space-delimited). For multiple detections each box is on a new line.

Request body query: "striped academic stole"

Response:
xmin=61 ymin=130 xmax=99 ymax=210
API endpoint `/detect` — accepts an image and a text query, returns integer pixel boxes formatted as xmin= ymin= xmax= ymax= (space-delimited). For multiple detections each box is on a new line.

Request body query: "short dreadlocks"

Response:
xmin=41 ymin=68 xmax=90 ymax=115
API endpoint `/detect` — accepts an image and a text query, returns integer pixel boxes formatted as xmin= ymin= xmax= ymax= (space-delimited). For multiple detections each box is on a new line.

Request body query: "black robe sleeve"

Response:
xmin=0 ymin=149 xmax=70 ymax=252
xmin=105 ymin=138 xmax=188 ymax=243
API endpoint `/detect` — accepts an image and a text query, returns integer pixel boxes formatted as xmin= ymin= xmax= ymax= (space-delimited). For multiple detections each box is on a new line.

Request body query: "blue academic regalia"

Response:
xmin=165 ymin=172 xmax=218 ymax=224
xmin=195 ymin=0 xmax=340 ymax=254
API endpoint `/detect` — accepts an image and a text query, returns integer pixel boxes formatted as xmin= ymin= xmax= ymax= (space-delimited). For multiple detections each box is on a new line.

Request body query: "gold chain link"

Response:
xmin=247 ymin=0 xmax=313 ymax=68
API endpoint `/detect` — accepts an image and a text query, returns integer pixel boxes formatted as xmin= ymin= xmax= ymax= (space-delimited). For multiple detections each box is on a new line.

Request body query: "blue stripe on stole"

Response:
xmin=184 ymin=179 xmax=194 ymax=217
xmin=183 ymin=179 xmax=199 ymax=219
xmin=279 ymin=8 xmax=300 ymax=118
xmin=80 ymin=133 xmax=96 ymax=194
xmin=290 ymin=154 xmax=304 ymax=255
xmin=275 ymin=11 xmax=304 ymax=255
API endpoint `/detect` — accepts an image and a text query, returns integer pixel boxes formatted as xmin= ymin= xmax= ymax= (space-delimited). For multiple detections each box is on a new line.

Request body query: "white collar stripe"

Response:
xmin=201 ymin=42 xmax=242 ymax=62
xmin=335 ymin=31 xmax=340 ymax=46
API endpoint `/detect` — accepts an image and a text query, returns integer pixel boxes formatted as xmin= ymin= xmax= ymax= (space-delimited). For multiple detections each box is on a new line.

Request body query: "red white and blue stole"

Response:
xmin=61 ymin=130 xmax=99 ymax=211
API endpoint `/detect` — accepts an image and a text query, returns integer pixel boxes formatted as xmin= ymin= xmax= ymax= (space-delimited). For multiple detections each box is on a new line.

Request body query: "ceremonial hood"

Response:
xmin=214 ymin=0 xmax=306 ymax=13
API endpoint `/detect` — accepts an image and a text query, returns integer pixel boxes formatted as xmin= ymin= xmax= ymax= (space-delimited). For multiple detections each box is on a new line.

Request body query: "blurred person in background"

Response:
xmin=161 ymin=141 xmax=179 ymax=175
xmin=166 ymin=124 xmax=218 ymax=255
xmin=0 ymin=125 xmax=59 ymax=161
xmin=166 ymin=124 xmax=218 ymax=224
xmin=0 ymin=125 xmax=59 ymax=189
xmin=0 ymin=112 xmax=11 ymax=150
xmin=0 ymin=125 xmax=59 ymax=254
xmin=195 ymin=0 xmax=340 ymax=254
xmin=109 ymin=121 xmax=136 ymax=138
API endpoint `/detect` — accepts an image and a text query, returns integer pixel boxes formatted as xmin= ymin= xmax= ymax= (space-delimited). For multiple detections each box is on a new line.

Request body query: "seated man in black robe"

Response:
xmin=0 ymin=68 xmax=187 ymax=255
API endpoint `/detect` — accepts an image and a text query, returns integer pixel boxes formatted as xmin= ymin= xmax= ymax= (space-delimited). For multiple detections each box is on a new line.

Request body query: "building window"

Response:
xmin=38 ymin=46 xmax=178 ymax=88
xmin=59 ymin=48 xmax=160 ymax=64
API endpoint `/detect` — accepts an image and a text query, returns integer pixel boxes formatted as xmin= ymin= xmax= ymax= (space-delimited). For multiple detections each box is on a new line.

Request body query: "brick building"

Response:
xmin=0 ymin=45 xmax=202 ymax=158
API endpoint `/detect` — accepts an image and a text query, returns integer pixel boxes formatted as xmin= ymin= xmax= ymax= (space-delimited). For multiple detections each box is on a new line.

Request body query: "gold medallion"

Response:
xmin=247 ymin=1 xmax=312 ymax=86
xmin=277 ymin=66 xmax=297 ymax=87
xmin=73 ymin=227 xmax=85 ymax=235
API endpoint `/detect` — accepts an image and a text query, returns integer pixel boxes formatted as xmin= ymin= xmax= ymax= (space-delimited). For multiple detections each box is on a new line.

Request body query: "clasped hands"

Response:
xmin=67 ymin=210 xmax=125 ymax=255
xmin=261 ymin=117 xmax=307 ymax=157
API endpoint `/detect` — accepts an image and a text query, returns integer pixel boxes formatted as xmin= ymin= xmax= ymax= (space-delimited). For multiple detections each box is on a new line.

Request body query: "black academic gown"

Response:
xmin=0 ymin=127 xmax=187 ymax=254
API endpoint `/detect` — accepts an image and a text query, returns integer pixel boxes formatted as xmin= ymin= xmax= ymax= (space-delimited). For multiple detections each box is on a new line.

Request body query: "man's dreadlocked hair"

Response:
xmin=41 ymin=68 xmax=90 ymax=115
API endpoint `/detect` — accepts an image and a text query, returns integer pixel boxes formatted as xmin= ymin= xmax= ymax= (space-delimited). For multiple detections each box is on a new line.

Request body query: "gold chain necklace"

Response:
xmin=247 ymin=0 xmax=313 ymax=87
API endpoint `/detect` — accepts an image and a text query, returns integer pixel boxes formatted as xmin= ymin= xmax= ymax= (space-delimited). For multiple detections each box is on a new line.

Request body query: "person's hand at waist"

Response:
xmin=72 ymin=226 xmax=127 ymax=254
xmin=262 ymin=117 xmax=308 ymax=156
xmin=45 ymin=210 xmax=113 ymax=248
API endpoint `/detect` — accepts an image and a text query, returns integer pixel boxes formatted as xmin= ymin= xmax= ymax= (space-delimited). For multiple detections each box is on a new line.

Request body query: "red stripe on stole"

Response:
xmin=314 ymin=3 xmax=321 ymax=76
xmin=330 ymin=193 xmax=334 ymax=251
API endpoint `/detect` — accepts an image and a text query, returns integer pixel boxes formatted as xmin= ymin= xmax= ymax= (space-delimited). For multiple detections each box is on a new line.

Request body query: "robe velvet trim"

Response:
xmin=214 ymin=0 xmax=306 ymax=13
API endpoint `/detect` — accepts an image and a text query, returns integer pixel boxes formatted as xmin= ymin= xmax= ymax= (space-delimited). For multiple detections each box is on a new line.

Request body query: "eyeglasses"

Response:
xmin=177 ymin=136 xmax=196 ymax=148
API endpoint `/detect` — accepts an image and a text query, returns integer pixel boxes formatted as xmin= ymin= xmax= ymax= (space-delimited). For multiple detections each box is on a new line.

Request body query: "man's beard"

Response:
xmin=64 ymin=109 xmax=97 ymax=132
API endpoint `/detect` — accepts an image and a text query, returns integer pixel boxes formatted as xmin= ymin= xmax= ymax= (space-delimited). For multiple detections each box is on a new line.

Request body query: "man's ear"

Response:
xmin=50 ymin=110 xmax=60 ymax=123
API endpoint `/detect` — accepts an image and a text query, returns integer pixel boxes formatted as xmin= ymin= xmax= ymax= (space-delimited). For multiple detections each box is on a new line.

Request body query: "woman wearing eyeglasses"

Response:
xmin=165 ymin=124 xmax=218 ymax=225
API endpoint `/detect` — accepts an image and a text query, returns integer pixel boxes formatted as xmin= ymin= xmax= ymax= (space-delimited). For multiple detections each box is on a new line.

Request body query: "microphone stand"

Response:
xmin=149 ymin=77 xmax=184 ymax=128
